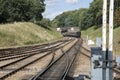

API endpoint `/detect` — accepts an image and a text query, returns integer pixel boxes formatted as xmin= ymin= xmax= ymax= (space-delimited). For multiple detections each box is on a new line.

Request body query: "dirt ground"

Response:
xmin=68 ymin=42 xmax=91 ymax=80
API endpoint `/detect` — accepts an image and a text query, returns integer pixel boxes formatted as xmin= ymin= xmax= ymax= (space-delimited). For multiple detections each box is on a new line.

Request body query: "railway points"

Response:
xmin=0 ymin=38 xmax=82 ymax=80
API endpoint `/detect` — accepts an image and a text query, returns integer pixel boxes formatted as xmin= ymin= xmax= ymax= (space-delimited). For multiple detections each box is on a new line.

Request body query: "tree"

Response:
xmin=88 ymin=0 xmax=102 ymax=27
xmin=114 ymin=0 xmax=120 ymax=28
xmin=80 ymin=10 xmax=94 ymax=30
xmin=52 ymin=8 xmax=88 ymax=28
xmin=52 ymin=0 xmax=120 ymax=30
xmin=0 ymin=0 xmax=45 ymax=23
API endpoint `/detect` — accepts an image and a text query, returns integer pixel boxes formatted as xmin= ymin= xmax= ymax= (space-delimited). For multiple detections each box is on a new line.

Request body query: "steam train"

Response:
xmin=60 ymin=27 xmax=81 ymax=38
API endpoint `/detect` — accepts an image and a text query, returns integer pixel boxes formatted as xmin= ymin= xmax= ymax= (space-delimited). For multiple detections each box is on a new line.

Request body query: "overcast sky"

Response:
xmin=43 ymin=0 xmax=93 ymax=20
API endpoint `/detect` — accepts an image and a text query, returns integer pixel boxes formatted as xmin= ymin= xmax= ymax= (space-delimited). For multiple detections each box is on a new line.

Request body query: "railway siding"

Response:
xmin=0 ymin=39 xmax=71 ymax=79
xmin=0 ymin=38 xmax=77 ymax=80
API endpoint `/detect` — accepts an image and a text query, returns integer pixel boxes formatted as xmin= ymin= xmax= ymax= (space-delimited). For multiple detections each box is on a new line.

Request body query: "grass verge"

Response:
xmin=0 ymin=22 xmax=63 ymax=48
xmin=81 ymin=26 xmax=120 ymax=55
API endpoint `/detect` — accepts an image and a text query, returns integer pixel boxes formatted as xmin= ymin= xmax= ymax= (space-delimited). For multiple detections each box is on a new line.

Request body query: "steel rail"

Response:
xmin=0 ymin=51 xmax=52 ymax=80
xmin=31 ymin=39 xmax=79 ymax=80
xmin=61 ymin=40 xmax=81 ymax=80
xmin=0 ymin=41 xmax=65 ymax=58
xmin=61 ymin=52 xmax=77 ymax=80
xmin=0 ymin=41 xmax=65 ymax=61
xmin=0 ymin=39 xmax=73 ymax=80
xmin=0 ymin=39 xmax=70 ymax=60
xmin=0 ymin=39 xmax=70 ymax=58
xmin=0 ymin=40 xmax=71 ymax=69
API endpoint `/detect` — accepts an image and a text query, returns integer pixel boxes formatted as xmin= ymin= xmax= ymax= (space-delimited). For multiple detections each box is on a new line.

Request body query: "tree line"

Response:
xmin=0 ymin=0 xmax=45 ymax=23
xmin=52 ymin=0 xmax=120 ymax=30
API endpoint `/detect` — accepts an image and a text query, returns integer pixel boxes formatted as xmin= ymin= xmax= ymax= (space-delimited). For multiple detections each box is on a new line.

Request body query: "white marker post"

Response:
xmin=102 ymin=0 xmax=107 ymax=80
xmin=109 ymin=0 xmax=114 ymax=52
xmin=102 ymin=0 xmax=107 ymax=52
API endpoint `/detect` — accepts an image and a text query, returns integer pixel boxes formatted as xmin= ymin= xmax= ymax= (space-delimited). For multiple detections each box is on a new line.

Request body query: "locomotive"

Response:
xmin=61 ymin=27 xmax=81 ymax=38
xmin=63 ymin=31 xmax=81 ymax=38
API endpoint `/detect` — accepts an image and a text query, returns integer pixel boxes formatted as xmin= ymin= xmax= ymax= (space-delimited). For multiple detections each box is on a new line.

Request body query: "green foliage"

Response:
xmin=114 ymin=8 xmax=120 ymax=28
xmin=0 ymin=0 xmax=45 ymax=23
xmin=80 ymin=0 xmax=102 ymax=29
xmin=114 ymin=0 xmax=120 ymax=28
xmin=52 ymin=0 xmax=103 ymax=30
xmin=38 ymin=18 xmax=52 ymax=29
xmin=51 ymin=19 xmax=59 ymax=27
xmin=52 ymin=8 xmax=88 ymax=28
xmin=89 ymin=0 xmax=102 ymax=26
xmin=79 ymin=10 xmax=94 ymax=30
xmin=52 ymin=0 xmax=120 ymax=30
xmin=82 ymin=26 xmax=120 ymax=54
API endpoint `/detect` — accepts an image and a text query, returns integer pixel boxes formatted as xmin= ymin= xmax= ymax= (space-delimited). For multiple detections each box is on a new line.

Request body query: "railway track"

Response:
xmin=0 ymin=39 xmax=74 ymax=80
xmin=0 ymin=40 xmax=71 ymax=69
xmin=0 ymin=41 xmax=67 ymax=61
xmin=31 ymin=39 xmax=81 ymax=80
xmin=0 ymin=39 xmax=70 ymax=60
xmin=65 ymin=43 xmax=90 ymax=80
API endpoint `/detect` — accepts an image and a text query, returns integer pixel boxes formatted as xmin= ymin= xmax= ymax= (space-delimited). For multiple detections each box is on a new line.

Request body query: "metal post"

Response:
xmin=102 ymin=0 xmax=107 ymax=80
xmin=108 ymin=0 xmax=114 ymax=80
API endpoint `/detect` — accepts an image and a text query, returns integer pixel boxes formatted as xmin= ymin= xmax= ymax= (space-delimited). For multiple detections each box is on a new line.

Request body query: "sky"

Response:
xmin=43 ymin=0 xmax=93 ymax=20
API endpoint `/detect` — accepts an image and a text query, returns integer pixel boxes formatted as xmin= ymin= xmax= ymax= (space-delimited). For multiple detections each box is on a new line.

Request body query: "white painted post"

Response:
xmin=109 ymin=0 xmax=114 ymax=51
xmin=87 ymin=35 xmax=88 ymax=45
xmin=102 ymin=0 xmax=107 ymax=80
xmin=102 ymin=0 xmax=107 ymax=51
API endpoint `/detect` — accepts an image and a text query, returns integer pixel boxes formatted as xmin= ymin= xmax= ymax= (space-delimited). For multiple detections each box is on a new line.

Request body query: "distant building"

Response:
xmin=56 ymin=27 xmax=61 ymax=31
xmin=56 ymin=27 xmax=80 ymax=33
